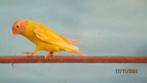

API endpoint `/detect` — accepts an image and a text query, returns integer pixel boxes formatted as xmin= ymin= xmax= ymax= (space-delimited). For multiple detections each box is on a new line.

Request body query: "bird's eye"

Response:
xmin=16 ymin=25 xmax=19 ymax=28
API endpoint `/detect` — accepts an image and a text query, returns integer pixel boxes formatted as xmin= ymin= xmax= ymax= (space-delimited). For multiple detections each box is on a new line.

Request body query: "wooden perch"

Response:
xmin=0 ymin=56 xmax=147 ymax=63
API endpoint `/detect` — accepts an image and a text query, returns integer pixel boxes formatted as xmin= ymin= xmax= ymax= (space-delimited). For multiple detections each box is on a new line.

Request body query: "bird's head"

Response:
xmin=12 ymin=20 xmax=28 ymax=35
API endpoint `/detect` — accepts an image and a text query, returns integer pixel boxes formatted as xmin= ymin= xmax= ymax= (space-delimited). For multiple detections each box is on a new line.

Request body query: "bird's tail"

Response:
xmin=65 ymin=45 xmax=86 ymax=56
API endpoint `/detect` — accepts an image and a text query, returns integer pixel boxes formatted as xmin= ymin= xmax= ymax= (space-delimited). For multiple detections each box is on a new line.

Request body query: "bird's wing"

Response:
xmin=33 ymin=28 xmax=70 ymax=48
xmin=58 ymin=35 xmax=79 ymax=44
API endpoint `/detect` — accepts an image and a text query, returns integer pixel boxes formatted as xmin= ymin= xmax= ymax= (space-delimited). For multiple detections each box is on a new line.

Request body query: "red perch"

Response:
xmin=0 ymin=56 xmax=147 ymax=63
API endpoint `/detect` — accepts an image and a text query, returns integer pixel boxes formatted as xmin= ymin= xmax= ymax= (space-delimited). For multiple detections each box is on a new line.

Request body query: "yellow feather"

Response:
xmin=21 ymin=20 xmax=82 ymax=54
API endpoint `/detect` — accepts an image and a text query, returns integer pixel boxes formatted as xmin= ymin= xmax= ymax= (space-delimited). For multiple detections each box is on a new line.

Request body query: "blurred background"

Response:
xmin=0 ymin=0 xmax=147 ymax=83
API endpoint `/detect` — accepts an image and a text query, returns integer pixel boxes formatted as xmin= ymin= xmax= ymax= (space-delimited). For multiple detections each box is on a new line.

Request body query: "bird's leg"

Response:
xmin=22 ymin=48 xmax=37 ymax=56
xmin=44 ymin=52 xmax=54 ymax=59
xmin=22 ymin=51 xmax=35 ymax=56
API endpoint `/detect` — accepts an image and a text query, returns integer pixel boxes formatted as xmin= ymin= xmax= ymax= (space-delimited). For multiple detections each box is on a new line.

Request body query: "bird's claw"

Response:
xmin=44 ymin=54 xmax=53 ymax=59
xmin=22 ymin=52 xmax=35 ymax=56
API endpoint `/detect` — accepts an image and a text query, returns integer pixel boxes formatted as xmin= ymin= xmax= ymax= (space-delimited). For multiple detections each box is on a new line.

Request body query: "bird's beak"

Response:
xmin=12 ymin=27 xmax=17 ymax=35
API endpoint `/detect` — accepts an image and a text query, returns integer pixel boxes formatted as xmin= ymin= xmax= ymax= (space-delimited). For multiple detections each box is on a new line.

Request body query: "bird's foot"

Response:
xmin=22 ymin=52 xmax=35 ymax=56
xmin=44 ymin=53 xmax=53 ymax=59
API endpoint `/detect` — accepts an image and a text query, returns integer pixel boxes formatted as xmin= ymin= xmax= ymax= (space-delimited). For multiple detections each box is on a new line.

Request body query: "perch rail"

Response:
xmin=0 ymin=55 xmax=147 ymax=63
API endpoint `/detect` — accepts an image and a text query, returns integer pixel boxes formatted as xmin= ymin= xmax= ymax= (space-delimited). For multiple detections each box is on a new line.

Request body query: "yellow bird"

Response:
xmin=12 ymin=20 xmax=84 ymax=58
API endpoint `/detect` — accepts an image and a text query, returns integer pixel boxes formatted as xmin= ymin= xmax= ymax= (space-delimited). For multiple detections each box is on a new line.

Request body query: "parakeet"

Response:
xmin=12 ymin=20 xmax=84 ymax=59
